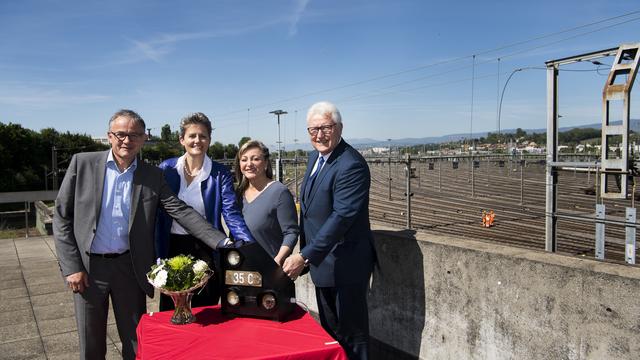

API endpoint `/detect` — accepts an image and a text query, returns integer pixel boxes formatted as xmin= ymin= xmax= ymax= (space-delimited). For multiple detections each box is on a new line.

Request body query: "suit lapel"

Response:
xmin=94 ymin=152 xmax=108 ymax=224
xmin=129 ymin=164 xmax=142 ymax=233
xmin=302 ymin=140 xmax=347 ymax=215
xmin=305 ymin=159 xmax=331 ymax=206
xmin=301 ymin=153 xmax=317 ymax=207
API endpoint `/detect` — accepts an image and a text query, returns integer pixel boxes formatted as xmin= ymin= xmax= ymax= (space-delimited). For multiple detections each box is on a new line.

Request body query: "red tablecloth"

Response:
xmin=136 ymin=305 xmax=347 ymax=360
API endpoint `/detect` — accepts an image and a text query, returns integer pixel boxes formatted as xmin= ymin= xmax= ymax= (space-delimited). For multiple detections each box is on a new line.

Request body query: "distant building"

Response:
xmin=360 ymin=147 xmax=387 ymax=156
xmin=93 ymin=136 xmax=109 ymax=145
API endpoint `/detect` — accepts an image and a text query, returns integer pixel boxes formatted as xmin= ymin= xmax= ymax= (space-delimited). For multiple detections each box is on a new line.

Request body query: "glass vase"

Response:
xmin=168 ymin=291 xmax=195 ymax=325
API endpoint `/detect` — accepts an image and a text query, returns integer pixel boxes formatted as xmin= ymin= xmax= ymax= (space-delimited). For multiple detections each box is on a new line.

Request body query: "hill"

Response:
xmin=344 ymin=119 xmax=640 ymax=148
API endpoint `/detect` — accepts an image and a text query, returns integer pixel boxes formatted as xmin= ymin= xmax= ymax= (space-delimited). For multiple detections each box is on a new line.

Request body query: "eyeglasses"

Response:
xmin=109 ymin=132 xmax=145 ymax=142
xmin=307 ymin=124 xmax=336 ymax=136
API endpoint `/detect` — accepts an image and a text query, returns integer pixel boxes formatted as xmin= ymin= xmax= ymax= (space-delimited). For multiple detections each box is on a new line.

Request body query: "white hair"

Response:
xmin=306 ymin=101 xmax=342 ymax=124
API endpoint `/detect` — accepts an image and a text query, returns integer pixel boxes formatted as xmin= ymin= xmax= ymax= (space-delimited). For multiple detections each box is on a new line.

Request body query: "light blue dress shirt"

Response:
xmin=91 ymin=152 xmax=137 ymax=254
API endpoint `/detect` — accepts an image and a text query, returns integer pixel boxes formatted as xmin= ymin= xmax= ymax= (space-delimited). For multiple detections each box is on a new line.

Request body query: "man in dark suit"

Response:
xmin=283 ymin=101 xmax=376 ymax=360
xmin=53 ymin=109 xmax=230 ymax=360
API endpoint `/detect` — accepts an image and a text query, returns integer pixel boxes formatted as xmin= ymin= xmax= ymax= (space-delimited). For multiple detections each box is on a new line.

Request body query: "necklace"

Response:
xmin=184 ymin=163 xmax=201 ymax=177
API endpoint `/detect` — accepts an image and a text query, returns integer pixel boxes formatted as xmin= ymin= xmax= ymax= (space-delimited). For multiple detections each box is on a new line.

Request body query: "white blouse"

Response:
xmin=170 ymin=154 xmax=212 ymax=235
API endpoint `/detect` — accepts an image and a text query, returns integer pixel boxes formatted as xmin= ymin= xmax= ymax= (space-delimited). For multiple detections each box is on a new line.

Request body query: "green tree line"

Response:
xmin=0 ymin=123 xmax=255 ymax=192
xmin=394 ymin=127 xmax=607 ymax=156
xmin=483 ymin=127 xmax=602 ymax=146
xmin=0 ymin=123 xmax=109 ymax=192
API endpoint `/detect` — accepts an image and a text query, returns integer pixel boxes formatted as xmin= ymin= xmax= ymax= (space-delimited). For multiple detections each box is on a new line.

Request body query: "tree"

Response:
xmin=209 ymin=141 xmax=225 ymax=159
xmin=224 ymin=144 xmax=239 ymax=160
xmin=238 ymin=136 xmax=251 ymax=148
xmin=161 ymin=124 xmax=173 ymax=142
xmin=160 ymin=124 xmax=180 ymax=142
xmin=142 ymin=142 xmax=181 ymax=165
xmin=0 ymin=123 xmax=108 ymax=192
xmin=0 ymin=123 xmax=39 ymax=191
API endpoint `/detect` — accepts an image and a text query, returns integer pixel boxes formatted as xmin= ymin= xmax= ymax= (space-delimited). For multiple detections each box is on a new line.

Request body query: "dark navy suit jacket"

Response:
xmin=300 ymin=139 xmax=376 ymax=287
xmin=154 ymin=157 xmax=254 ymax=259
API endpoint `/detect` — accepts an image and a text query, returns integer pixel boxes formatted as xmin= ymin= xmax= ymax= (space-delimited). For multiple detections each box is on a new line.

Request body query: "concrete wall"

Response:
xmin=34 ymin=201 xmax=53 ymax=235
xmin=295 ymin=225 xmax=640 ymax=360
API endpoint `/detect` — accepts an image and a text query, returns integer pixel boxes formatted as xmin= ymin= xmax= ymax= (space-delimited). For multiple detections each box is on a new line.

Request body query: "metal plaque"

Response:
xmin=225 ymin=270 xmax=263 ymax=287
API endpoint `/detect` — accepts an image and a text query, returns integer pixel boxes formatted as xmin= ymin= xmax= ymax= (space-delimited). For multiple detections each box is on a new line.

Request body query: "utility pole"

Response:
xmin=405 ymin=154 xmax=412 ymax=229
xmin=294 ymin=138 xmax=299 ymax=202
xmin=388 ymin=139 xmax=392 ymax=200
xmin=470 ymin=54 xmax=476 ymax=198
xmin=51 ymin=146 xmax=58 ymax=190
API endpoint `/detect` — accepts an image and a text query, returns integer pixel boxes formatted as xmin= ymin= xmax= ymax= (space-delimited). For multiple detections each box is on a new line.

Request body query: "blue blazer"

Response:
xmin=154 ymin=157 xmax=254 ymax=259
xmin=299 ymin=140 xmax=376 ymax=287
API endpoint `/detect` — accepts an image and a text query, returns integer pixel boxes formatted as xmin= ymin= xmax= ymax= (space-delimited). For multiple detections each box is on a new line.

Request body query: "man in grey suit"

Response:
xmin=283 ymin=101 xmax=376 ymax=360
xmin=53 ymin=109 xmax=230 ymax=359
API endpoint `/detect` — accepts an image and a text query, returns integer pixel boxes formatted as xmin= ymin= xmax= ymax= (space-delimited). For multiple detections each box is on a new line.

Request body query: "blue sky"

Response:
xmin=1 ymin=0 xmax=639 ymax=149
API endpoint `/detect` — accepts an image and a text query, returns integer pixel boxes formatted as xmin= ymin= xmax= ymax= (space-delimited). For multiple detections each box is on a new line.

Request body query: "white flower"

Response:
xmin=152 ymin=269 xmax=168 ymax=288
xmin=151 ymin=265 xmax=163 ymax=276
xmin=193 ymin=260 xmax=209 ymax=274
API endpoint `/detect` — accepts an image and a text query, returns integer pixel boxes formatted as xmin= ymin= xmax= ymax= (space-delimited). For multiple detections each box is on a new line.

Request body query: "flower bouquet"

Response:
xmin=147 ymin=254 xmax=213 ymax=325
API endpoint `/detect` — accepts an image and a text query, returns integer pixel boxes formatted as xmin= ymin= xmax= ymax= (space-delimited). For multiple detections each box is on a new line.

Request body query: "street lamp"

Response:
xmin=497 ymin=68 xmax=523 ymax=138
xmin=497 ymin=67 xmax=542 ymax=138
xmin=269 ymin=109 xmax=288 ymax=182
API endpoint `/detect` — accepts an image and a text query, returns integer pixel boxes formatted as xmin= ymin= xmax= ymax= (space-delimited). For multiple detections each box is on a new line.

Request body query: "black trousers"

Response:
xmin=75 ymin=253 xmax=145 ymax=360
xmin=315 ymin=282 xmax=370 ymax=360
xmin=159 ymin=233 xmax=220 ymax=311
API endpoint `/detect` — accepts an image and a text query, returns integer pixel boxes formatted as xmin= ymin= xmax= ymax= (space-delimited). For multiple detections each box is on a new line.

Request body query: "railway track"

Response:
xmin=367 ymin=160 xmax=635 ymax=263
xmin=283 ymin=157 xmax=637 ymax=264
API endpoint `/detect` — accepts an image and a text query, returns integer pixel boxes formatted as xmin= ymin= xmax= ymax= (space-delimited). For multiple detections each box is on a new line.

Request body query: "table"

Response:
xmin=136 ymin=305 xmax=347 ymax=359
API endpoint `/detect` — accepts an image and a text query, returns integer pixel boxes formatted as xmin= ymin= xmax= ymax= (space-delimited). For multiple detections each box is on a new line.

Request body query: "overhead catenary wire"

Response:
xmin=289 ymin=62 xmax=625 ymax=132
xmin=212 ymin=11 xmax=640 ymax=131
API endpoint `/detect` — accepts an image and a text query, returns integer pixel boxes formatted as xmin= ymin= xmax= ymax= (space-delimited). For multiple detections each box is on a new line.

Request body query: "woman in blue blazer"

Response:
xmin=155 ymin=112 xmax=254 ymax=311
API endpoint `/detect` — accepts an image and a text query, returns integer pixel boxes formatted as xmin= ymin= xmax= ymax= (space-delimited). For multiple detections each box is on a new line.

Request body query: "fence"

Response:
xmin=280 ymin=153 xmax=636 ymax=265
xmin=4 ymin=152 xmax=635 ymax=264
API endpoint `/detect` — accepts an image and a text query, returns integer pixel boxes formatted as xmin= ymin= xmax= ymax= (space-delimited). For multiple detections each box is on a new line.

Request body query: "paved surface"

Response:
xmin=0 ymin=235 xmax=159 ymax=360
xmin=0 ymin=234 xmax=407 ymax=360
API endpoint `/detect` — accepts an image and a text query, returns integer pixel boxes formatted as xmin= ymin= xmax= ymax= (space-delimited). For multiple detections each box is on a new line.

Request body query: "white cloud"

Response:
xmin=107 ymin=19 xmax=286 ymax=66
xmin=0 ymin=82 xmax=110 ymax=107
xmin=129 ymin=38 xmax=170 ymax=63
xmin=288 ymin=0 xmax=311 ymax=37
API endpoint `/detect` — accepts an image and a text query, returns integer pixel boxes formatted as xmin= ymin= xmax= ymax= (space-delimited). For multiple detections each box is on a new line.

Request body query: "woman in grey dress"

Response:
xmin=234 ymin=140 xmax=299 ymax=265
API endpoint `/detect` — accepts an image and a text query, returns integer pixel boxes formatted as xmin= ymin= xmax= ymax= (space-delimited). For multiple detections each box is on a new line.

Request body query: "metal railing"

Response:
xmin=0 ymin=191 xmax=58 ymax=238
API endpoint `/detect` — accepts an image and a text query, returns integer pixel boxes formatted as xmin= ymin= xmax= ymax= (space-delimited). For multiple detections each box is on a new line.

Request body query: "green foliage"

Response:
xmin=161 ymin=124 xmax=175 ymax=142
xmin=167 ymin=254 xmax=193 ymax=270
xmin=0 ymin=123 xmax=108 ymax=191
xmin=400 ymin=127 xmax=602 ymax=155
xmin=165 ymin=255 xmax=197 ymax=291
xmin=558 ymin=128 xmax=601 ymax=145
xmin=142 ymin=141 xmax=182 ymax=165
xmin=238 ymin=136 xmax=251 ymax=148
xmin=224 ymin=144 xmax=239 ymax=160
xmin=0 ymin=121 xmax=251 ymax=191
xmin=209 ymin=141 xmax=225 ymax=159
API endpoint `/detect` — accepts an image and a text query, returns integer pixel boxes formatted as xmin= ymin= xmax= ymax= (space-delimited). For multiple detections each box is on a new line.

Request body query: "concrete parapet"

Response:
xmin=35 ymin=201 xmax=53 ymax=235
xmin=296 ymin=224 xmax=640 ymax=359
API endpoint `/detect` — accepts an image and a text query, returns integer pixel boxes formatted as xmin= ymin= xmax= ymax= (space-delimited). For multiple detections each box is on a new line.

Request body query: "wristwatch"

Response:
xmin=299 ymin=252 xmax=310 ymax=267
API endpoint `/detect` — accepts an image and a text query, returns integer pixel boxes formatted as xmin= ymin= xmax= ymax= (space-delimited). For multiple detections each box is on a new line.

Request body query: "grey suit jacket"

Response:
xmin=53 ymin=150 xmax=226 ymax=297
